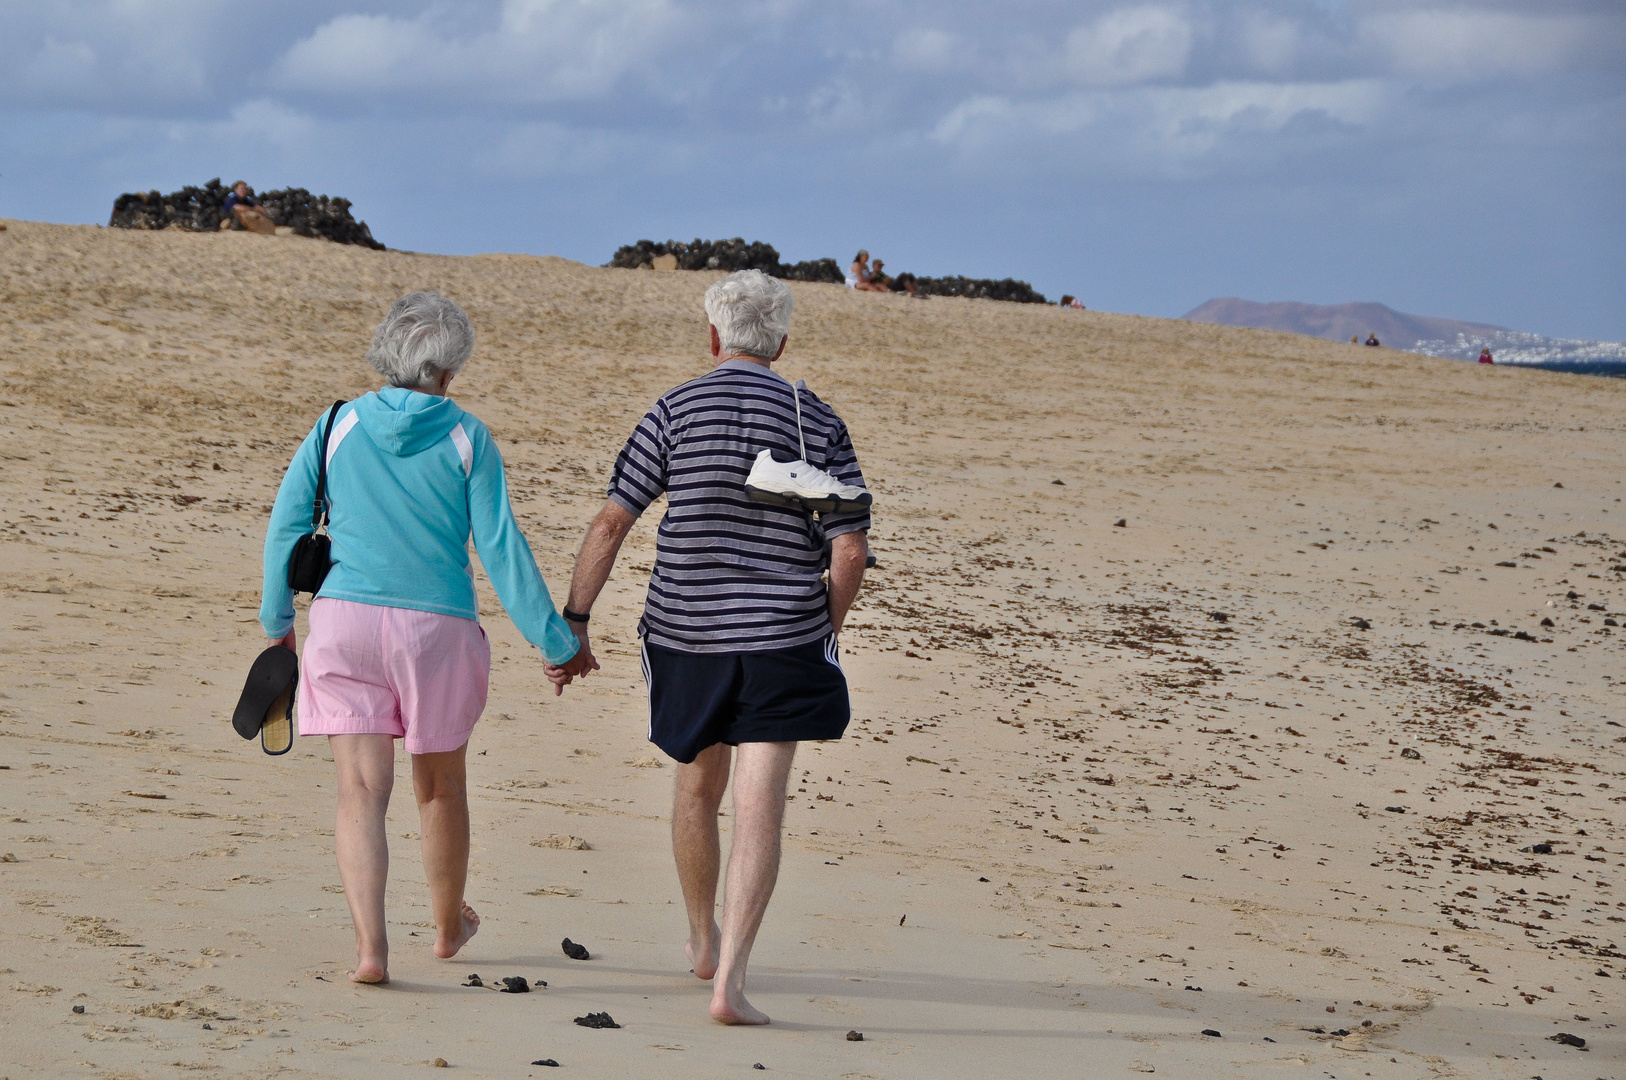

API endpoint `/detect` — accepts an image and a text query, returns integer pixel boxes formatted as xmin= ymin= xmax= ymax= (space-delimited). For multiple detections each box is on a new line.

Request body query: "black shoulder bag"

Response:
xmin=287 ymin=400 xmax=347 ymax=594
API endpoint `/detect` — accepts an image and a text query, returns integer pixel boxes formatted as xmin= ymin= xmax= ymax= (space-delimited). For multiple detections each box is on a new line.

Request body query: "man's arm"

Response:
xmin=567 ymin=500 xmax=637 ymax=615
xmin=827 ymin=530 xmax=869 ymax=634
xmin=546 ymin=499 xmax=637 ymax=693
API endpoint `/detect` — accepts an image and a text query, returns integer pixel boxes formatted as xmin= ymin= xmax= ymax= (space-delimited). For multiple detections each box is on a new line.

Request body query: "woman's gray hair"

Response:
xmin=704 ymin=270 xmax=793 ymax=361
xmin=366 ymin=291 xmax=475 ymax=390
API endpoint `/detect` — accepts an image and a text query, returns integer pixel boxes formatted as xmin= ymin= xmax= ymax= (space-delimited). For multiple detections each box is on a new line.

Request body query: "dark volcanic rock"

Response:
xmin=561 ymin=937 xmax=590 ymax=961
xmin=573 ymin=1011 xmax=620 ymax=1029
xmin=606 ymin=239 xmax=1046 ymax=301
xmin=109 ymin=179 xmax=384 ymax=249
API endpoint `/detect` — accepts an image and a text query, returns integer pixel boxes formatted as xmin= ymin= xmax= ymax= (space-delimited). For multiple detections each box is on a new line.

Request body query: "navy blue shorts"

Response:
xmin=641 ymin=635 xmax=850 ymax=764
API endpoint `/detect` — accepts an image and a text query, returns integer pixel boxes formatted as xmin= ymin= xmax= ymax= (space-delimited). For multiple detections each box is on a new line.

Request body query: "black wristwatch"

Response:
xmin=562 ymin=607 xmax=590 ymax=624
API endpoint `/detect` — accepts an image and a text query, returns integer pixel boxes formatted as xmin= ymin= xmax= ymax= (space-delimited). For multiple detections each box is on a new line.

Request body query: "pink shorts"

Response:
xmin=298 ymin=598 xmax=490 ymax=755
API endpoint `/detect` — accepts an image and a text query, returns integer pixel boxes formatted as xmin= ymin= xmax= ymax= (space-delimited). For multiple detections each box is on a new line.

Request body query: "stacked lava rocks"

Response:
xmin=608 ymin=238 xmax=845 ymax=284
xmin=607 ymin=238 xmax=1045 ymax=301
xmin=909 ymin=275 xmax=1048 ymax=304
xmin=109 ymin=179 xmax=385 ymax=249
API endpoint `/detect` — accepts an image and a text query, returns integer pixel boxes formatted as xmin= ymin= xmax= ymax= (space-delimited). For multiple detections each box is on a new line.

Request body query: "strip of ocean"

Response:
xmin=1413 ymin=330 xmax=1626 ymax=378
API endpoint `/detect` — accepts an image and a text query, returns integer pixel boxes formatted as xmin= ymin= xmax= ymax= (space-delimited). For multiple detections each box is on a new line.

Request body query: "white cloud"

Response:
xmin=274 ymin=0 xmax=684 ymax=104
xmin=891 ymin=27 xmax=966 ymax=73
xmin=1064 ymin=5 xmax=1194 ymax=87
xmin=1361 ymin=7 xmax=1615 ymax=82
xmin=930 ymin=78 xmax=1389 ymax=174
xmin=0 ymin=2 xmax=218 ymax=109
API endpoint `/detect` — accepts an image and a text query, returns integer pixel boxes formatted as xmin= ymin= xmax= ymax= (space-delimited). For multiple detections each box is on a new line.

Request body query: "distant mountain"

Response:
xmin=1182 ymin=298 xmax=1626 ymax=376
xmin=1181 ymin=298 xmax=1504 ymax=349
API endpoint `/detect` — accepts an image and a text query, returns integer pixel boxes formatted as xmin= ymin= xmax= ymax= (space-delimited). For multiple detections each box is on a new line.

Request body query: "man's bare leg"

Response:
xmin=330 ymin=734 xmax=396 ymax=984
xmin=412 ymin=744 xmax=479 ymax=959
xmin=711 ymin=741 xmax=797 ymax=1025
xmin=673 ymin=743 xmax=731 ymax=979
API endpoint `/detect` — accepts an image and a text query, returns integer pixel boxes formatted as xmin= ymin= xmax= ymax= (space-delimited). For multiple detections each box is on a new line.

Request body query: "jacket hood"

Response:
xmin=353 ymin=387 xmax=466 ymax=457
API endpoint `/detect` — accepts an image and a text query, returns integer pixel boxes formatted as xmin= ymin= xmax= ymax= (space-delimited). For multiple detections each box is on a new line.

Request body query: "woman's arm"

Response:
xmin=465 ymin=424 xmax=582 ymax=666
xmin=258 ymin=423 xmax=322 ymax=640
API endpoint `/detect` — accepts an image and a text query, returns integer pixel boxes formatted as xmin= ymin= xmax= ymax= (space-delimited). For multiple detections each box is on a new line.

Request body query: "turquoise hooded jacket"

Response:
xmin=259 ymin=387 xmax=580 ymax=665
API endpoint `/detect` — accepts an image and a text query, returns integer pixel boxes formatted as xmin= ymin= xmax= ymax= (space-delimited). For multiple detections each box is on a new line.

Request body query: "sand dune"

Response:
xmin=0 ymin=219 xmax=1620 ymax=1078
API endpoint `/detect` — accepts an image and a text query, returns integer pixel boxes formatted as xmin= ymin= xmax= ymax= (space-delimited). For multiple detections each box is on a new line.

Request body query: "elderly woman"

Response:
xmin=259 ymin=291 xmax=595 ymax=984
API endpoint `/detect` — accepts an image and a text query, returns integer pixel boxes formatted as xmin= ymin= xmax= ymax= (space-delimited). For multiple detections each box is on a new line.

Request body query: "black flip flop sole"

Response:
xmin=233 ymin=645 xmax=299 ymax=749
xmin=746 ymin=486 xmax=873 ymax=515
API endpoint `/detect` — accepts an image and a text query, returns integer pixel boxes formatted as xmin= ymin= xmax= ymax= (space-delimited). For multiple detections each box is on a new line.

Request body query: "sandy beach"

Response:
xmin=0 ymin=218 xmax=1620 ymax=1079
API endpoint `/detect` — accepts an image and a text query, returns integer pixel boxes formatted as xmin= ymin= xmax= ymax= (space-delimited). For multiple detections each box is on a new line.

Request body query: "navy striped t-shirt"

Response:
xmin=607 ymin=359 xmax=871 ymax=653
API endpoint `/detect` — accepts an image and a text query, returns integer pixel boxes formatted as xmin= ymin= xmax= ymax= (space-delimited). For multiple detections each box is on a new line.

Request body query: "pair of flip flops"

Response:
xmin=232 ymin=646 xmax=298 ymax=755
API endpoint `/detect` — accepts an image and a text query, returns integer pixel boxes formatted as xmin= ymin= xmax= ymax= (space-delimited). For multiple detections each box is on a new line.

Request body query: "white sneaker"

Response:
xmin=745 ymin=449 xmax=873 ymax=514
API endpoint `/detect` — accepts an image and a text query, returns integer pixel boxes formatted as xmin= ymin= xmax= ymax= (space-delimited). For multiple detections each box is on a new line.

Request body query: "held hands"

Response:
xmin=545 ymin=622 xmax=599 ymax=696
xmin=267 ymin=629 xmax=296 ymax=652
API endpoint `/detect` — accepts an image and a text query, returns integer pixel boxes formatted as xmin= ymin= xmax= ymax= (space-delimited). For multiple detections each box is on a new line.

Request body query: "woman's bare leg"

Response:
xmin=413 ymin=744 xmax=479 ymax=958
xmin=330 ymin=734 xmax=397 ymax=984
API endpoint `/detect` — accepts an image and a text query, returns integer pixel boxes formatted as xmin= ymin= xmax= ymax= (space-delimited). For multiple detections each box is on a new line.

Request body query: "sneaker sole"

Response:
xmin=746 ymin=485 xmax=872 ymax=515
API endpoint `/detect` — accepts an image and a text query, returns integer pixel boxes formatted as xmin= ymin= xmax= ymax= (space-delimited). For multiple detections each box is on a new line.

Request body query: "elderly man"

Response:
xmin=550 ymin=270 xmax=871 ymax=1025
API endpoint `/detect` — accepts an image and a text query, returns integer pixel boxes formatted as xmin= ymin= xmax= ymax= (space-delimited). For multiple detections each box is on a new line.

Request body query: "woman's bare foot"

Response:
xmin=710 ymin=985 xmax=770 ymax=1025
xmin=434 ymin=902 xmax=480 ymax=959
xmin=349 ymin=955 xmax=389 ymax=984
xmin=686 ymin=921 xmax=721 ymax=980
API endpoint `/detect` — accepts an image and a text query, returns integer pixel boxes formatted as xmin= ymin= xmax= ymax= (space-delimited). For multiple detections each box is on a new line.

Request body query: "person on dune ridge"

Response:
xmin=258 ymin=291 xmax=594 ymax=985
xmin=550 ymin=270 xmax=871 ymax=1025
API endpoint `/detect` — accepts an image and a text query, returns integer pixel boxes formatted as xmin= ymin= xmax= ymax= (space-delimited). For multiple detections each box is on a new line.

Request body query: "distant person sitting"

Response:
xmin=1059 ymin=295 xmax=1085 ymax=310
xmin=223 ymin=181 xmax=276 ymax=235
xmin=869 ymin=259 xmax=891 ymax=290
xmin=1365 ymin=333 xmax=1380 ymax=347
xmin=890 ymin=272 xmax=925 ymax=299
xmin=845 ymin=251 xmax=889 ymax=293
xmin=1478 ymin=347 xmax=1494 ymax=364
xmin=1350 ymin=335 xmax=1360 ymax=344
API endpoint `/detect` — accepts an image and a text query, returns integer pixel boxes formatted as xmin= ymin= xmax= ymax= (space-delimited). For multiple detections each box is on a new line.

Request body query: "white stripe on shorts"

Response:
xmin=640 ymin=640 xmax=654 ymax=741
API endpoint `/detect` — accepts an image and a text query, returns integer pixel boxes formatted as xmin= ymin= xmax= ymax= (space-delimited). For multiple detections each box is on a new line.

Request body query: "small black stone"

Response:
xmin=1549 ymin=1032 xmax=1586 ymax=1048
xmin=462 ymin=974 xmax=484 ymax=987
xmin=1524 ymin=842 xmax=1554 ymax=854
xmin=1052 ymin=479 xmax=1065 ymax=486
xmin=1201 ymin=1028 xmax=1221 ymax=1037
xmin=846 ymin=1030 xmax=864 ymax=1041
xmin=72 ymin=1005 xmax=85 ymax=1014
xmin=1385 ymin=806 xmax=1406 ymax=813
xmin=1541 ymin=617 xmax=1554 ymax=627
xmin=202 ymin=1023 xmax=212 ymax=1030
xmin=977 ymin=876 xmax=989 ymax=882
xmin=562 ymin=937 xmax=591 ymax=961
xmin=1113 ymin=518 xmax=1127 ymax=528
xmin=1331 ymin=1028 xmax=1350 ymax=1037
xmin=573 ymin=1011 xmax=620 ymax=1029
xmin=531 ymin=1058 xmax=560 ymax=1067
xmin=754 ymin=1064 xmax=766 ymax=1070
xmin=1209 ymin=611 xmax=1230 ymax=622
xmin=1351 ymin=618 xmax=1371 ymax=630
xmin=499 ymin=976 xmax=530 ymax=993
xmin=1400 ymin=748 xmax=1422 ymax=760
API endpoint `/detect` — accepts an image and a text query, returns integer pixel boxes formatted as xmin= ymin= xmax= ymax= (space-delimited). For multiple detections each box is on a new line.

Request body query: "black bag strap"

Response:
xmin=311 ymin=400 xmax=346 ymax=531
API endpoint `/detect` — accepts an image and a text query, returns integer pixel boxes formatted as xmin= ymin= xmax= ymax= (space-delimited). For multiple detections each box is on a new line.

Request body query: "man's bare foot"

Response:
xmin=349 ymin=957 xmax=389 ymax=985
xmin=434 ymin=902 xmax=480 ymax=959
xmin=686 ymin=921 xmax=721 ymax=980
xmin=710 ymin=982 xmax=770 ymax=1025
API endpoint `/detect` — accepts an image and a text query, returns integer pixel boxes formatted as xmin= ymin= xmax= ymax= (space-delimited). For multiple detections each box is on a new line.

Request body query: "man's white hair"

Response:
xmin=366 ymin=291 xmax=475 ymax=390
xmin=704 ymin=270 xmax=793 ymax=361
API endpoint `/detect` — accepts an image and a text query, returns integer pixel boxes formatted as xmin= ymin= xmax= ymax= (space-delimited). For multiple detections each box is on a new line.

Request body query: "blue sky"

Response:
xmin=3 ymin=1 xmax=1622 ymax=339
